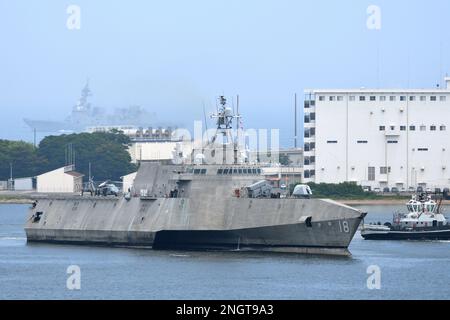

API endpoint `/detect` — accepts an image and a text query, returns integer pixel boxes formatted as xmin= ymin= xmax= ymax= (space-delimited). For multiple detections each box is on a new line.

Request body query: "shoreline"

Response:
xmin=1 ymin=193 xmax=449 ymax=206
xmin=343 ymin=199 xmax=450 ymax=205
xmin=0 ymin=198 xmax=34 ymax=204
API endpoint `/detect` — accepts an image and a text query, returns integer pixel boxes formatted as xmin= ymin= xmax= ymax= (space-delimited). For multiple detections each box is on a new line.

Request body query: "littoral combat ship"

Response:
xmin=25 ymin=96 xmax=366 ymax=255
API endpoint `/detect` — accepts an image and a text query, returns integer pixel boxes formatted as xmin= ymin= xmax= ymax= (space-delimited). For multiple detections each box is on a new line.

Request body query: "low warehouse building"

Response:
xmin=36 ymin=165 xmax=84 ymax=193
xmin=13 ymin=177 xmax=35 ymax=191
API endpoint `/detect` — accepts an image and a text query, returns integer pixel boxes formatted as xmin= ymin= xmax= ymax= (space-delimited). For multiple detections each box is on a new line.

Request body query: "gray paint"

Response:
xmin=25 ymin=163 xmax=365 ymax=255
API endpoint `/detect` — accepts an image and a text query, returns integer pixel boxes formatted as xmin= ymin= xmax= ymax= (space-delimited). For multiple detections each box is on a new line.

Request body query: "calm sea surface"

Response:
xmin=1 ymin=203 xmax=449 ymax=300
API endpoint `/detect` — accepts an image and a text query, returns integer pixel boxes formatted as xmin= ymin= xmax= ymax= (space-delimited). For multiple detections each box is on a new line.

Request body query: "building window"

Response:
xmin=304 ymin=156 xmax=310 ymax=165
xmin=430 ymin=125 xmax=436 ymax=131
xmin=380 ymin=96 xmax=386 ymax=101
xmin=380 ymin=167 xmax=391 ymax=174
xmin=357 ymin=140 xmax=368 ymax=144
xmin=440 ymin=125 xmax=446 ymax=131
xmin=370 ymin=96 xmax=376 ymax=101
xmin=327 ymin=140 xmax=338 ymax=144
xmin=359 ymin=96 xmax=366 ymax=101
xmin=420 ymin=96 xmax=426 ymax=101
xmin=390 ymin=125 xmax=395 ymax=130
xmin=319 ymin=96 xmax=325 ymax=101
xmin=440 ymin=96 xmax=447 ymax=102
xmin=310 ymin=156 xmax=315 ymax=164
xmin=420 ymin=125 xmax=426 ymax=131
xmin=409 ymin=96 xmax=416 ymax=101
xmin=337 ymin=96 xmax=344 ymax=101
xmin=329 ymin=96 xmax=335 ymax=101
xmin=368 ymin=167 xmax=375 ymax=181
xmin=304 ymin=142 xmax=315 ymax=151
xmin=430 ymin=96 xmax=437 ymax=101
xmin=310 ymin=112 xmax=315 ymax=120
xmin=390 ymin=96 xmax=396 ymax=101
xmin=400 ymin=96 xmax=406 ymax=101
xmin=410 ymin=125 xmax=416 ymax=131
xmin=387 ymin=140 xmax=398 ymax=144
xmin=304 ymin=128 xmax=310 ymax=138
xmin=400 ymin=126 xmax=406 ymax=131
xmin=418 ymin=148 xmax=429 ymax=151
xmin=379 ymin=126 xmax=385 ymax=131
xmin=349 ymin=96 xmax=355 ymax=101
xmin=304 ymin=114 xmax=310 ymax=123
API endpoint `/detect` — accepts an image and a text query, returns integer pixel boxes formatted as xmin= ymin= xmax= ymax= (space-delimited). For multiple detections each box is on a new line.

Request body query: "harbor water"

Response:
xmin=1 ymin=203 xmax=449 ymax=300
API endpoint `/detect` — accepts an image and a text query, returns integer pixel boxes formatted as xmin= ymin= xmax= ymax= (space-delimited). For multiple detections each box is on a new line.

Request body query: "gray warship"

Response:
xmin=24 ymin=81 xmax=157 ymax=133
xmin=25 ymin=96 xmax=366 ymax=255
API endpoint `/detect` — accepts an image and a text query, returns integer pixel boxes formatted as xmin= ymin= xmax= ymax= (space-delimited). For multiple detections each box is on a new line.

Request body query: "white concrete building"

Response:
xmin=36 ymin=165 xmax=84 ymax=193
xmin=262 ymin=166 xmax=303 ymax=188
xmin=303 ymin=77 xmax=450 ymax=191
xmin=121 ymin=171 xmax=137 ymax=193
xmin=128 ymin=140 xmax=194 ymax=164
xmin=13 ymin=177 xmax=34 ymax=191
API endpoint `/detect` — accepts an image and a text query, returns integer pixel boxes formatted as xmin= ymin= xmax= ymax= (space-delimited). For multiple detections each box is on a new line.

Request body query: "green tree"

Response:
xmin=0 ymin=140 xmax=38 ymax=180
xmin=289 ymin=182 xmax=368 ymax=199
xmin=279 ymin=153 xmax=292 ymax=166
xmin=36 ymin=132 xmax=137 ymax=182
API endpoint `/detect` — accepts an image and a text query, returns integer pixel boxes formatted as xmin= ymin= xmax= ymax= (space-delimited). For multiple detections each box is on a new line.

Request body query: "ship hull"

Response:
xmin=361 ymin=228 xmax=450 ymax=240
xmin=25 ymin=197 xmax=364 ymax=256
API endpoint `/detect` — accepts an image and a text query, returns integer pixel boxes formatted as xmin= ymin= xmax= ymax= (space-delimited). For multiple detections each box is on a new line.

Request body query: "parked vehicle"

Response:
xmin=383 ymin=187 xmax=390 ymax=193
xmin=391 ymin=187 xmax=399 ymax=193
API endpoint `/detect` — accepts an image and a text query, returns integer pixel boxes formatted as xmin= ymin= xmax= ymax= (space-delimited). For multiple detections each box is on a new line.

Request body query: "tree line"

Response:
xmin=0 ymin=132 xmax=137 ymax=182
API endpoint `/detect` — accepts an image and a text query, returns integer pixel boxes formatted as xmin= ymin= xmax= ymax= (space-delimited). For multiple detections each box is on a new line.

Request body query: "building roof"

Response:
xmin=65 ymin=171 xmax=84 ymax=178
xmin=305 ymin=88 xmax=450 ymax=94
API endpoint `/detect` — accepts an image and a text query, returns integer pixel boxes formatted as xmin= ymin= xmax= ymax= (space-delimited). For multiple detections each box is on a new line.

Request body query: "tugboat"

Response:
xmin=361 ymin=193 xmax=450 ymax=240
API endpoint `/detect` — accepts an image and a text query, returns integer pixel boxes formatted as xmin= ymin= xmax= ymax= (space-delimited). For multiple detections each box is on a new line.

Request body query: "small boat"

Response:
xmin=361 ymin=193 xmax=450 ymax=240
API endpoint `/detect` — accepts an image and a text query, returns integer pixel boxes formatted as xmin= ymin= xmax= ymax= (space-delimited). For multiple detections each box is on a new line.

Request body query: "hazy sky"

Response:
xmin=1 ymin=0 xmax=449 ymax=146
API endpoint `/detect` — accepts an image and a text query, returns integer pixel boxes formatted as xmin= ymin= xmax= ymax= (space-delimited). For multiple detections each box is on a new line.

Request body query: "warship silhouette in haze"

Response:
xmin=23 ymin=81 xmax=157 ymax=133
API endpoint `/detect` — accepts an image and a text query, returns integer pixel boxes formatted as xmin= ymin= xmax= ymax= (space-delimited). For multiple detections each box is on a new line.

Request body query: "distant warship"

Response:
xmin=25 ymin=96 xmax=366 ymax=255
xmin=23 ymin=81 xmax=156 ymax=133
